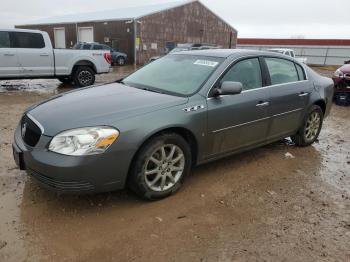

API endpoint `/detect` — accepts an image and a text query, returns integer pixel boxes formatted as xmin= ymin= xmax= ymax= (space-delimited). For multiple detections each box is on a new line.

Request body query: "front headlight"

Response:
xmin=334 ymin=69 xmax=344 ymax=77
xmin=49 ymin=127 xmax=119 ymax=156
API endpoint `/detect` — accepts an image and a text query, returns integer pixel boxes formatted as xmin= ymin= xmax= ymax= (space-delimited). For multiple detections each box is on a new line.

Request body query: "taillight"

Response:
xmin=104 ymin=53 xmax=112 ymax=65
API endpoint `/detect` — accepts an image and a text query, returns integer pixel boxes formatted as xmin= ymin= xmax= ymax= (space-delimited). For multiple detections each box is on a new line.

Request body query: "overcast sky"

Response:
xmin=1 ymin=0 xmax=349 ymax=39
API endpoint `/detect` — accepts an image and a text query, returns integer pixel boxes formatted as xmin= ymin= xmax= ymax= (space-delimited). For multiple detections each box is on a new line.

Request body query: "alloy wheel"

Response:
xmin=304 ymin=111 xmax=321 ymax=141
xmin=144 ymin=144 xmax=185 ymax=192
xmin=78 ymin=70 xmax=93 ymax=86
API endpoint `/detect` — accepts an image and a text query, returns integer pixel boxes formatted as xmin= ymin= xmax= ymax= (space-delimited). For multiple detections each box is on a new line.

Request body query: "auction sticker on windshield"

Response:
xmin=194 ymin=60 xmax=219 ymax=67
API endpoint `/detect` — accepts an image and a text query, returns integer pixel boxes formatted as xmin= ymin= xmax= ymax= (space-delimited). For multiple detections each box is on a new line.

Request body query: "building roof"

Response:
xmin=238 ymin=38 xmax=350 ymax=46
xmin=19 ymin=0 xmax=196 ymax=25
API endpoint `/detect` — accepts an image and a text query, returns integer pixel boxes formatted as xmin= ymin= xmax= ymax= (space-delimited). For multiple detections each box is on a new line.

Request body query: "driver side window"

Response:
xmin=220 ymin=58 xmax=262 ymax=91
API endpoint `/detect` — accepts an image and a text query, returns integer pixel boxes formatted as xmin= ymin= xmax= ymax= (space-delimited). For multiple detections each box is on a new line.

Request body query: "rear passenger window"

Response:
xmin=0 ymin=32 xmax=10 ymax=48
xmin=295 ymin=63 xmax=306 ymax=80
xmin=92 ymin=45 xmax=103 ymax=50
xmin=83 ymin=44 xmax=92 ymax=49
xmin=220 ymin=58 xmax=262 ymax=91
xmin=265 ymin=58 xmax=299 ymax=85
xmin=11 ymin=32 xmax=45 ymax=48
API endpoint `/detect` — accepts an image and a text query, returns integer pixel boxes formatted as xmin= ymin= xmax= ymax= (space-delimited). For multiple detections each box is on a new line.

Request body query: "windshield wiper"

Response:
xmin=141 ymin=87 xmax=164 ymax=94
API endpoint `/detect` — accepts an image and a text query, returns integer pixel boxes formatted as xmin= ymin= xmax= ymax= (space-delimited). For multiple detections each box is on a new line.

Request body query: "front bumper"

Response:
xmin=13 ymin=125 xmax=133 ymax=194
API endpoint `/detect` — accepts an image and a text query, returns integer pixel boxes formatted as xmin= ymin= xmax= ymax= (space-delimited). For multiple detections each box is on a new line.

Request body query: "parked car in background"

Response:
xmin=13 ymin=49 xmax=333 ymax=200
xmin=333 ymin=64 xmax=350 ymax=88
xmin=73 ymin=42 xmax=127 ymax=66
xmin=268 ymin=48 xmax=308 ymax=64
xmin=0 ymin=29 xmax=111 ymax=87
xmin=149 ymin=43 xmax=219 ymax=62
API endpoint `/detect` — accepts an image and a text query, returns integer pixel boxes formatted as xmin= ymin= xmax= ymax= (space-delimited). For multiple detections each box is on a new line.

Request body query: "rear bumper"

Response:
xmin=13 ymin=125 xmax=133 ymax=194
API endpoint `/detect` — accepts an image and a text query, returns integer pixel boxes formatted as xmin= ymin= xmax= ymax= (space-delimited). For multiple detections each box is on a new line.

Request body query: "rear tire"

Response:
xmin=73 ymin=66 xmax=95 ymax=87
xmin=291 ymin=105 xmax=323 ymax=147
xmin=116 ymin=56 xmax=126 ymax=66
xmin=128 ymin=133 xmax=192 ymax=200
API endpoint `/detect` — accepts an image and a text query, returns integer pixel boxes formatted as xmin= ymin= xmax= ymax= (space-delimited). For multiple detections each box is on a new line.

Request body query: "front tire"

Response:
xmin=128 ymin=133 xmax=192 ymax=200
xmin=73 ymin=66 xmax=95 ymax=87
xmin=291 ymin=105 xmax=323 ymax=147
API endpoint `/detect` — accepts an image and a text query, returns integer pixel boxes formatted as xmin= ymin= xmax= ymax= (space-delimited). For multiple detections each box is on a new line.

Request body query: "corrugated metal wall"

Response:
xmin=237 ymin=44 xmax=350 ymax=66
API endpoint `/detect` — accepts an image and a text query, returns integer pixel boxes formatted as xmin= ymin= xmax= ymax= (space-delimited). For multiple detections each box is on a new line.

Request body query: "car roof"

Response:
xmin=172 ymin=49 xmax=288 ymax=59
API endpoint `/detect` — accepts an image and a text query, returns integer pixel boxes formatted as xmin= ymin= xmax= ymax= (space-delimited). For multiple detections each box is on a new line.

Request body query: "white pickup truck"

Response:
xmin=267 ymin=48 xmax=308 ymax=64
xmin=0 ymin=29 xmax=112 ymax=87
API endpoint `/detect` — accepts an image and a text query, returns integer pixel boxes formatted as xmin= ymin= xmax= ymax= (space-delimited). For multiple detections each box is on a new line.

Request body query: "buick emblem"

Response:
xmin=21 ymin=122 xmax=27 ymax=137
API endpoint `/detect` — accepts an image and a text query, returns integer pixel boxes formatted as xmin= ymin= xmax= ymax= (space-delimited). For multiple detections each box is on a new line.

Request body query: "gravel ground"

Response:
xmin=0 ymin=66 xmax=349 ymax=262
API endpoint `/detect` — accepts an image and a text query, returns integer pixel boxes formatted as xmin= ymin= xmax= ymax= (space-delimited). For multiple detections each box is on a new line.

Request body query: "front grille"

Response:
xmin=29 ymin=169 xmax=95 ymax=192
xmin=21 ymin=114 xmax=42 ymax=147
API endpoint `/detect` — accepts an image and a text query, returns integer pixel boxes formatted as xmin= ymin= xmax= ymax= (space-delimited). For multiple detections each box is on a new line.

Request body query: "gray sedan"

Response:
xmin=13 ymin=49 xmax=334 ymax=200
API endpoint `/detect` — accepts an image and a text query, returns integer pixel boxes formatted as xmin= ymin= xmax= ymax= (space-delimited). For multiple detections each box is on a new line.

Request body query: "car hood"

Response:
xmin=339 ymin=64 xmax=350 ymax=74
xmin=27 ymin=83 xmax=188 ymax=136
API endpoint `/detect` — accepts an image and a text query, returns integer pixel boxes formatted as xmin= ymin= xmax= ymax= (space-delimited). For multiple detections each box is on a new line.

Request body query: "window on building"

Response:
xmin=265 ymin=57 xmax=299 ymax=85
xmin=11 ymin=32 xmax=45 ymax=48
xmin=220 ymin=58 xmax=262 ymax=91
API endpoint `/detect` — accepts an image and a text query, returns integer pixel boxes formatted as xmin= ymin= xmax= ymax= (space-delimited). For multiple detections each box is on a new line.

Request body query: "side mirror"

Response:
xmin=214 ymin=81 xmax=243 ymax=96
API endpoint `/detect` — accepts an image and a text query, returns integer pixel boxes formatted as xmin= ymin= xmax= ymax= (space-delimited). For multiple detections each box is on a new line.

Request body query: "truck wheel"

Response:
xmin=73 ymin=66 xmax=95 ymax=87
xmin=291 ymin=105 xmax=323 ymax=147
xmin=57 ymin=76 xmax=72 ymax=84
xmin=128 ymin=133 xmax=192 ymax=200
xmin=117 ymin=57 xmax=126 ymax=66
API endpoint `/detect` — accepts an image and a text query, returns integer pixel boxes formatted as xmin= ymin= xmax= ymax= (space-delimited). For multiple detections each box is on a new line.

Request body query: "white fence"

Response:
xmin=237 ymin=44 xmax=350 ymax=66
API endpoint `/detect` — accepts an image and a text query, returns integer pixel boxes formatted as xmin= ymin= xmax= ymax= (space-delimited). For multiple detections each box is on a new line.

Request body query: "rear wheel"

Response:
xmin=291 ymin=105 xmax=323 ymax=146
xmin=116 ymin=56 xmax=126 ymax=66
xmin=73 ymin=66 xmax=95 ymax=87
xmin=128 ymin=133 xmax=192 ymax=200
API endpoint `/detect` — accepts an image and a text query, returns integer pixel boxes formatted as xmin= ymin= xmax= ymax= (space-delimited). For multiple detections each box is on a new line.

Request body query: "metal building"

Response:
xmin=237 ymin=38 xmax=350 ymax=66
xmin=16 ymin=0 xmax=237 ymax=64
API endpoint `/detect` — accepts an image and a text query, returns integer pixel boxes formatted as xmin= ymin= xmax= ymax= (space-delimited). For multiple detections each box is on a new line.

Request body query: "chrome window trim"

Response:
xmin=206 ymin=55 xmax=309 ymax=100
xmin=27 ymin=113 xmax=45 ymax=134
xmin=207 ymin=80 xmax=310 ymax=100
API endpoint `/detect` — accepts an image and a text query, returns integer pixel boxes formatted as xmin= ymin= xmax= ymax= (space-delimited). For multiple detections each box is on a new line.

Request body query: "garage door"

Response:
xmin=78 ymin=27 xmax=94 ymax=42
xmin=54 ymin=28 xmax=66 ymax=48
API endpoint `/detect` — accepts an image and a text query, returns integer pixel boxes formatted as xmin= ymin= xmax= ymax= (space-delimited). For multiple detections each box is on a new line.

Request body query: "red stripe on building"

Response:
xmin=237 ymin=38 xmax=350 ymax=46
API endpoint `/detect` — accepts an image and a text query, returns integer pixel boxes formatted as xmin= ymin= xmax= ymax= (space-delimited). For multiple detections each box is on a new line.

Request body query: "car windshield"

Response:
xmin=123 ymin=55 xmax=223 ymax=96
xmin=269 ymin=50 xmax=285 ymax=54
xmin=169 ymin=47 xmax=190 ymax=53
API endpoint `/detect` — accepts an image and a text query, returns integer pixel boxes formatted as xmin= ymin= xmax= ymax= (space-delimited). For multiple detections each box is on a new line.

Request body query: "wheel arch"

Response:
xmin=313 ymin=99 xmax=326 ymax=115
xmin=128 ymin=127 xmax=199 ymax=176
xmin=72 ymin=60 xmax=97 ymax=74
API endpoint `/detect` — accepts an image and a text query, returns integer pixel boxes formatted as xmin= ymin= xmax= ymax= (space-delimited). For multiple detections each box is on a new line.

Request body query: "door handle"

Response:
xmin=298 ymin=92 xmax=309 ymax=97
xmin=4 ymin=53 xmax=15 ymax=56
xmin=256 ymin=101 xmax=270 ymax=107
xmin=40 ymin=53 xmax=49 ymax=57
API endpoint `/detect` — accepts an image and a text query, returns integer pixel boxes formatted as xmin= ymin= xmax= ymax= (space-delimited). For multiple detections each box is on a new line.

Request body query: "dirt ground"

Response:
xmin=0 ymin=66 xmax=349 ymax=262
